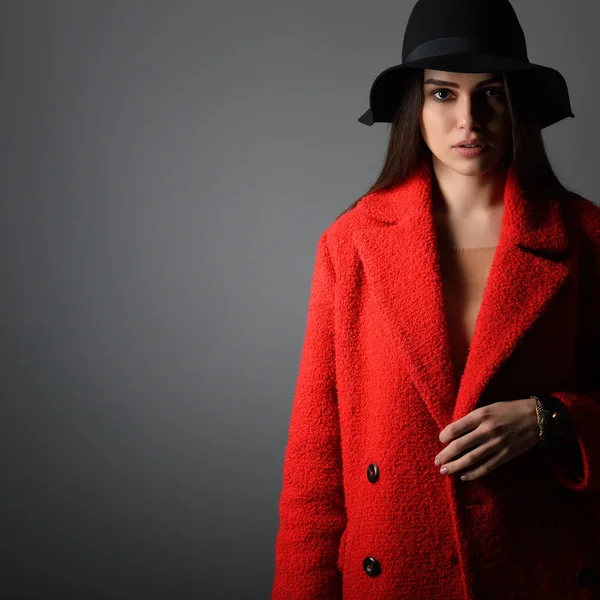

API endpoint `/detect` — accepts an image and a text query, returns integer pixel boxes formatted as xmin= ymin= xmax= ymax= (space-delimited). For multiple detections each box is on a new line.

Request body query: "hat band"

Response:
xmin=404 ymin=36 xmax=526 ymax=63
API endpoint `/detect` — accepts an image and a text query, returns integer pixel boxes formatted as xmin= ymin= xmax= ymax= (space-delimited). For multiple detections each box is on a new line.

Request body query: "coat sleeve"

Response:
xmin=271 ymin=231 xmax=347 ymax=600
xmin=544 ymin=221 xmax=600 ymax=493
xmin=545 ymin=331 xmax=600 ymax=493
xmin=544 ymin=388 xmax=600 ymax=493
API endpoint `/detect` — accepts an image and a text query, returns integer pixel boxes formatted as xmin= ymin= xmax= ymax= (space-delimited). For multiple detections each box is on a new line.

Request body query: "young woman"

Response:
xmin=272 ymin=1 xmax=600 ymax=598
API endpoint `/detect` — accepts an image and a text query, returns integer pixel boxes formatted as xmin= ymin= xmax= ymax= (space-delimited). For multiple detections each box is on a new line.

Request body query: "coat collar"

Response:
xmin=352 ymin=160 xmax=570 ymax=431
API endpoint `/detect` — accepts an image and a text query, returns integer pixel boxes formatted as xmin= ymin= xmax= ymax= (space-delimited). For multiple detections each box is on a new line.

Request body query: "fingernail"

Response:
xmin=434 ymin=458 xmax=440 ymax=466
xmin=440 ymin=467 xmax=448 ymax=474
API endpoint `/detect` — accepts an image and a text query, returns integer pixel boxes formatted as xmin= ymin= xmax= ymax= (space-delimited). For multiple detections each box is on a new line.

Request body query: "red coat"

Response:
xmin=272 ymin=161 xmax=600 ymax=600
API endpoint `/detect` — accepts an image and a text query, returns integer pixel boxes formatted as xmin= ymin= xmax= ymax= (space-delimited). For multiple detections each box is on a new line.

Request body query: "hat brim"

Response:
xmin=358 ymin=53 xmax=574 ymax=130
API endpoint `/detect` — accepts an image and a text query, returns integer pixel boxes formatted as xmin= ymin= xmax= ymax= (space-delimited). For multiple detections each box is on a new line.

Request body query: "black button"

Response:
xmin=366 ymin=463 xmax=379 ymax=483
xmin=576 ymin=566 xmax=596 ymax=588
xmin=363 ymin=557 xmax=381 ymax=577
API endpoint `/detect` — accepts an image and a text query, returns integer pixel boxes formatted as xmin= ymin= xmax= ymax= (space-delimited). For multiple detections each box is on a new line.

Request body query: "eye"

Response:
xmin=430 ymin=87 xmax=506 ymax=102
xmin=485 ymin=88 xmax=505 ymax=99
xmin=431 ymin=88 xmax=454 ymax=102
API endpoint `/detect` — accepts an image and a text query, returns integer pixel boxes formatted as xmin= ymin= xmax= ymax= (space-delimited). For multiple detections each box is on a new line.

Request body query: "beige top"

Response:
xmin=438 ymin=246 xmax=497 ymax=391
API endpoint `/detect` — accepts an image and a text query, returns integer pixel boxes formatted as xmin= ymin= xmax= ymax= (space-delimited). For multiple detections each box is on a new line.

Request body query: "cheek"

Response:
xmin=420 ymin=106 xmax=450 ymax=142
xmin=491 ymin=111 xmax=512 ymax=143
xmin=491 ymin=104 xmax=510 ymax=127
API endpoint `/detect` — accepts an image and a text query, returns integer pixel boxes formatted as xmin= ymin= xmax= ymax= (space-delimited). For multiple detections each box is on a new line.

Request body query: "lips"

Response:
xmin=454 ymin=145 xmax=488 ymax=157
xmin=454 ymin=141 xmax=486 ymax=147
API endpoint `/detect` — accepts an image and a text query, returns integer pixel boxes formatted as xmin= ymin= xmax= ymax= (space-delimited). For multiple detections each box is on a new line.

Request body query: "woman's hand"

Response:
xmin=433 ymin=398 xmax=539 ymax=481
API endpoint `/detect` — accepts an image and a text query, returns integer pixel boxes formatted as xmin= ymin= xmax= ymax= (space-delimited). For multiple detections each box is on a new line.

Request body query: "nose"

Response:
xmin=457 ymin=94 xmax=484 ymax=129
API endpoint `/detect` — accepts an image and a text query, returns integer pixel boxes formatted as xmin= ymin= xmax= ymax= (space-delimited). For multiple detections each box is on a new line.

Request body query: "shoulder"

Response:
xmin=318 ymin=194 xmax=379 ymax=276
xmin=561 ymin=192 xmax=600 ymax=286
xmin=563 ymin=191 xmax=600 ymax=248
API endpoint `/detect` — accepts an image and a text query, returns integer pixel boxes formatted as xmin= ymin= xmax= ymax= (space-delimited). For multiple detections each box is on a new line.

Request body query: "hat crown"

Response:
xmin=402 ymin=0 xmax=528 ymax=64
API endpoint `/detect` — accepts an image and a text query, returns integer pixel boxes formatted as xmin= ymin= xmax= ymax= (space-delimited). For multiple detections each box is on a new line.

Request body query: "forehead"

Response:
xmin=423 ymin=69 xmax=502 ymax=82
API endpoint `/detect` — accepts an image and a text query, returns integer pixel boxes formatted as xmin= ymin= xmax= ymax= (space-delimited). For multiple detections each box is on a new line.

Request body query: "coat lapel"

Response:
xmin=352 ymin=160 xmax=570 ymax=432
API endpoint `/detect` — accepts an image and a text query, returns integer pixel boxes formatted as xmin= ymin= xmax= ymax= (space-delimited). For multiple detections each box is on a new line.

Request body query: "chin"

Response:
xmin=433 ymin=151 xmax=503 ymax=176
xmin=450 ymin=162 xmax=491 ymax=176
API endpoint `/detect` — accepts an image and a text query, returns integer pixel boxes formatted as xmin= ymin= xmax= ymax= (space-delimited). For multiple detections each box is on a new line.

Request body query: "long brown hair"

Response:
xmin=336 ymin=68 xmax=575 ymax=221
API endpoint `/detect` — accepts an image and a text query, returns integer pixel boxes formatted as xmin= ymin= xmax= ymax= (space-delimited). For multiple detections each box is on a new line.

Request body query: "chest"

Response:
xmin=434 ymin=204 xmax=503 ymax=250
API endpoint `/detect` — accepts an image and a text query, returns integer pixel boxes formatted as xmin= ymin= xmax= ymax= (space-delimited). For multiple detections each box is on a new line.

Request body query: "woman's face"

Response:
xmin=419 ymin=69 xmax=512 ymax=176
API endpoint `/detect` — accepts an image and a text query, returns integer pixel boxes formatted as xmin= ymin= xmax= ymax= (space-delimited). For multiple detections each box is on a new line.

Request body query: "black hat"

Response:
xmin=358 ymin=0 xmax=574 ymax=130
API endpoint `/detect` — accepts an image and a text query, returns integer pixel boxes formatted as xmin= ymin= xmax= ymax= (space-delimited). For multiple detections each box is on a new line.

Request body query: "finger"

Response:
xmin=440 ymin=438 xmax=499 ymax=475
xmin=439 ymin=407 xmax=488 ymax=443
xmin=458 ymin=447 xmax=509 ymax=481
xmin=436 ymin=426 xmax=489 ymax=466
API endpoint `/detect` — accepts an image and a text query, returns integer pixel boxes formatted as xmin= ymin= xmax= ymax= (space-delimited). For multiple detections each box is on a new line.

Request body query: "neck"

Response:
xmin=430 ymin=156 xmax=507 ymax=219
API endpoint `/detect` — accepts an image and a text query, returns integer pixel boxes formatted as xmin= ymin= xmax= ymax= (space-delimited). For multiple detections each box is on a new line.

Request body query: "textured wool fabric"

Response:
xmin=272 ymin=160 xmax=600 ymax=600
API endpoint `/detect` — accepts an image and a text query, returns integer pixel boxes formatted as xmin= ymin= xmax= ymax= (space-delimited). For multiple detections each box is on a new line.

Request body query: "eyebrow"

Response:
xmin=423 ymin=76 xmax=503 ymax=88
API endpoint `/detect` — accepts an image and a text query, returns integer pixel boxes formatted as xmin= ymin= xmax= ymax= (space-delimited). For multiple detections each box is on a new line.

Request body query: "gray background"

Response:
xmin=1 ymin=1 xmax=598 ymax=599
